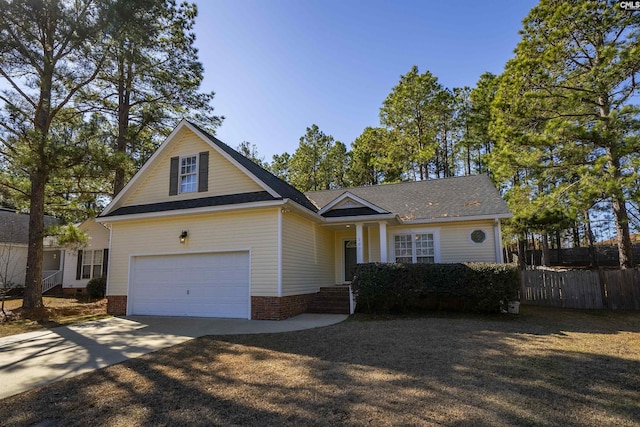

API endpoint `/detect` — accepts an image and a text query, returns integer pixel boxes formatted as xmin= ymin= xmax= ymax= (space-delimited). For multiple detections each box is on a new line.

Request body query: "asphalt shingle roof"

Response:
xmin=305 ymin=175 xmax=511 ymax=221
xmin=103 ymin=191 xmax=277 ymax=217
xmin=0 ymin=208 xmax=59 ymax=244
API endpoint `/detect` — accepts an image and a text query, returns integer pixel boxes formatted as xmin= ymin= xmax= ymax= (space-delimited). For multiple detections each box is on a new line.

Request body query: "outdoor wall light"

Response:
xmin=179 ymin=230 xmax=188 ymax=244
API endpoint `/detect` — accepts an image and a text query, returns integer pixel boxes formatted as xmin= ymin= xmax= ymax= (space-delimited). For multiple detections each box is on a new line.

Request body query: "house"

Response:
xmin=96 ymin=120 xmax=512 ymax=320
xmin=60 ymin=218 xmax=110 ymax=296
xmin=0 ymin=208 xmax=62 ymax=290
xmin=0 ymin=210 xmax=109 ymax=294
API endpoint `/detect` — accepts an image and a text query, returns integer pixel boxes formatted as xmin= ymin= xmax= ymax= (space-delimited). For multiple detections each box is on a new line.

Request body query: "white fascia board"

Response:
xmin=399 ymin=213 xmax=513 ymax=225
xmin=95 ymin=199 xmax=286 ymax=223
xmin=185 ymin=122 xmax=281 ymax=199
xmin=321 ymin=213 xmax=397 ymax=224
xmin=317 ymin=191 xmax=388 ymax=215
xmin=101 ymin=119 xmax=190 ymax=216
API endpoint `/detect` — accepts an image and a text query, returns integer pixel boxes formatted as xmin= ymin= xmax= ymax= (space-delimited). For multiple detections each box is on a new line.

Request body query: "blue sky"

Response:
xmin=193 ymin=0 xmax=539 ymax=160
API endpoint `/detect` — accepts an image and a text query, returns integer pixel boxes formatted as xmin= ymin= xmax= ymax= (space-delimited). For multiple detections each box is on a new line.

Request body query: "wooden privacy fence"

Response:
xmin=521 ymin=268 xmax=640 ymax=310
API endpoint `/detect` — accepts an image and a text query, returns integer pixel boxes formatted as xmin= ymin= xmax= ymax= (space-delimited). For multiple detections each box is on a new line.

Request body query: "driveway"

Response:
xmin=0 ymin=313 xmax=347 ymax=400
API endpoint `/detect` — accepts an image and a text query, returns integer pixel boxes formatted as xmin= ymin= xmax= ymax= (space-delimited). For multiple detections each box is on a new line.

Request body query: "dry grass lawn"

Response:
xmin=1 ymin=306 xmax=639 ymax=426
xmin=0 ymin=296 xmax=109 ymax=337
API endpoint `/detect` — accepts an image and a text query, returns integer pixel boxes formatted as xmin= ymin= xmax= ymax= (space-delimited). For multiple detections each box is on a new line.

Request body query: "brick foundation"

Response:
xmin=251 ymin=294 xmax=316 ymax=320
xmin=107 ymin=295 xmax=128 ymax=315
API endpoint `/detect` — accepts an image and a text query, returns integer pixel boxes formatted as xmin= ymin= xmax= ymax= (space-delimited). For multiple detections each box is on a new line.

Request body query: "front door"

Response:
xmin=344 ymin=240 xmax=357 ymax=282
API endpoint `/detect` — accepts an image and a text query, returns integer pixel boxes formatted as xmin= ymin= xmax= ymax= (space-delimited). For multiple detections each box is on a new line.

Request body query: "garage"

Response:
xmin=129 ymin=251 xmax=250 ymax=318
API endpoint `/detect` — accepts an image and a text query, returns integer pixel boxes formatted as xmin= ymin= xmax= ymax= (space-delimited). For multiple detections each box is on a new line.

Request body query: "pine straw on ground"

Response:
xmin=0 ymin=297 xmax=108 ymax=337
xmin=1 ymin=306 xmax=639 ymax=427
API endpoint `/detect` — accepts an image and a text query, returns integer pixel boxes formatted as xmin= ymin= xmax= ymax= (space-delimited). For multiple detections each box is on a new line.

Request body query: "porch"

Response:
xmin=42 ymin=249 xmax=64 ymax=293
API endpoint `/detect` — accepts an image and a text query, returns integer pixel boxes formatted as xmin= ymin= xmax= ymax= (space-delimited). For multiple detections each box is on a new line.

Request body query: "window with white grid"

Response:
xmin=415 ymin=234 xmax=435 ymax=263
xmin=82 ymin=250 xmax=103 ymax=279
xmin=179 ymin=155 xmax=198 ymax=193
xmin=394 ymin=234 xmax=413 ymax=263
xmin=394 ymin=232 xmax=436 ymax=264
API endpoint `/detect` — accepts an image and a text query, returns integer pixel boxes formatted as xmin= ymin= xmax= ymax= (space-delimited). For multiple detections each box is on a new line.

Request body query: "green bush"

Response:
xmin=86 ymin=276 xmax=107 ymax=299
xmin=352 ymin=263 xmax=519 ymax=314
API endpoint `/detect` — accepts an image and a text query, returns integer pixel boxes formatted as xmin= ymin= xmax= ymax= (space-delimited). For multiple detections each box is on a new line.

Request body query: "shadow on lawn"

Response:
xmin=2 ymin=309 xmax=640 ymax=426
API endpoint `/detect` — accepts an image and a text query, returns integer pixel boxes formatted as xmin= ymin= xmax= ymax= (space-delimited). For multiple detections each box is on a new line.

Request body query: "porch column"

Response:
xmin=356 ymin=223 xmax=364 ymax=263
xmin=379 ymin=222 xmax=388 ymax=262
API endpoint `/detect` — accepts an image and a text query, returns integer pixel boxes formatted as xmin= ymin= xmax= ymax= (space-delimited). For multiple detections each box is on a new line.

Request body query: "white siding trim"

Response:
xmin=400 ymin=213 xmax=513 ymax=225
xmin=277 ymin=209 xmax=282 ymax=297
xmin=317 ymin=191 xmax=388 ymax=215
xmin=494 ymin=220 xmax=504 ymax=263
xmin=105 ymin=224 xmax=113 ymax=296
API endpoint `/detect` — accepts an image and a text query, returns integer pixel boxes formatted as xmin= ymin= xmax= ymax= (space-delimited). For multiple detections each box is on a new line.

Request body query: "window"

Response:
xmin=82 ymin=250 xmax=103 ymax=279
xmin=470 ymin=229 xmax=487 ymax=244
xmin=179 ymin=155 xmax=198 ymax=193
xmin=394 ymin=232 xmax=435 ymax=264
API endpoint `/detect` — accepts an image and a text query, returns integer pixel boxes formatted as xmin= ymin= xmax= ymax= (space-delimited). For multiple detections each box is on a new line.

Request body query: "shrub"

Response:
xmin=86 ymin=276 xmax=107 ymax=299
xmin=352 ymin=263 xmax=519 ymax=314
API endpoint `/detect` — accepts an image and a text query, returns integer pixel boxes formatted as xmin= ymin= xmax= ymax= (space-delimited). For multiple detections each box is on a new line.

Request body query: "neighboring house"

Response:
xmin=96 ymin=119 xmax=512 ymax=320
xmin=0 ymin=210 xmax=108 ymax=294
xmin=0 ymin=208 xmax=61 ymax=290
xmin=60 ymin=218 xmax=110 ymax=296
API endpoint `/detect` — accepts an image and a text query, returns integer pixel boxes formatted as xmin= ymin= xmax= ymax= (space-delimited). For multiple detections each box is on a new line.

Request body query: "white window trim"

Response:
xmin=389 ymin=228 xmax=441 ymax=264
xmin=178 ymin=154 xmax=198 ymax=194
xmin=469 ymin=228 xmax=489 ymax=245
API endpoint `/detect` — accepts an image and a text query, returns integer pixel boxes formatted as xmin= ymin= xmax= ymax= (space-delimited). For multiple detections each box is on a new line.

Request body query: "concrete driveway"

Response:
xmin=0 ymin=313 xmax=347 ymax=400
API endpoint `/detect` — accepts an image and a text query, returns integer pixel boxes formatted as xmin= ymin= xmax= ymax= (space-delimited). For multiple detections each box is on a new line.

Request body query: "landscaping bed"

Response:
xmin=0 ymin=296 xmax=109 ymax=337
xmin=1 ymin=306 xmax=638 ymax=426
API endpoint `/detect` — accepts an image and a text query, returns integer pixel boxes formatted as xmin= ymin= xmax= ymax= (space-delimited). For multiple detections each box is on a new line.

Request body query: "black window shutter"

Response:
xmin=198 ymin=151 xmax=209 ymax=192
xmin=169 ymin=156 xmax=179 ymax=195
xmin=76 ymin=250 xmax=83 ymax=280
xmin=102 ymin=249 xmax=109 ymax=278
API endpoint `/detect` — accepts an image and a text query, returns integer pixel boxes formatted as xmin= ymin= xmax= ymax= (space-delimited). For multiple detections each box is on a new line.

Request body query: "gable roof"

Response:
xmin=100 ymin=120 xmax=317 ymax=218
xmin=187 ymin=121 xmax=317 ymax=212
xmin=0 ymin=208 xmax=59 ymax=244
xmin=305 ymin=175 xmax=511 ymax=221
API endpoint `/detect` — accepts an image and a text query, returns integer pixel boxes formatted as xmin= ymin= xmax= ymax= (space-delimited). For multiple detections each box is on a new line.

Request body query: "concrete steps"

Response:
xmin=306 ymin=285 xmax=351 ymax=314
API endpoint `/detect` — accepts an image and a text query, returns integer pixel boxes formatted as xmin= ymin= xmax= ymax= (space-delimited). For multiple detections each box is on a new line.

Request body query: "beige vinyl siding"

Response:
xmin=281 ymin=212 xmax=334 ymax=295
xmin=107 ymin=208 xmax=279 ymax=297
xmin=388 ymin=220 xmax=497 ymax=264
xmin=439 ymin=221 xmax=496 ymax=263
xmin=124 ymin=128 xmax=263 ymax=206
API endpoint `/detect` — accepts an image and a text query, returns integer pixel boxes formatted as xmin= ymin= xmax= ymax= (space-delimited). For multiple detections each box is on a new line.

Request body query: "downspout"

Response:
xmin=494 ymin=218 xmax=504 ymax=263
xmin=277 ymin=208 xmax=283 ymax=297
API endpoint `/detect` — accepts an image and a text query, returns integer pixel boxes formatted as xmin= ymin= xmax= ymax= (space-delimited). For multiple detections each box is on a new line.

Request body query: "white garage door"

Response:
xmin=130 ymin=251 xmax=250 ymax=318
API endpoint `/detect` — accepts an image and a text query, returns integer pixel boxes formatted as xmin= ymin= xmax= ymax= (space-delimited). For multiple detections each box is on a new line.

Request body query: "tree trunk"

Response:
xmin=23 ymin=170 xmax=46 ymax=309
xmin=605 ymin=149 xmax=634 ymax=268
xmin=611 ymin=197 xmax=634 ymax=268
xmin=541 ymin=233 xmax=550 ymax=267
xmin=113 ymin=54 xmax=132 ymax=197
xmin=584 ymin=209 xmax=598 ymax=268
xmin=555 ymin=230 xmax=562 ymax=265
xmin=517 ymin=236 xmax=527 ymax=270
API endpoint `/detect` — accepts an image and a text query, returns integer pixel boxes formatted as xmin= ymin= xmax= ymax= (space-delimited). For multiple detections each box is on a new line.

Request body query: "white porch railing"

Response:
xmin=42 ymin=270 xmax=62 ymax=293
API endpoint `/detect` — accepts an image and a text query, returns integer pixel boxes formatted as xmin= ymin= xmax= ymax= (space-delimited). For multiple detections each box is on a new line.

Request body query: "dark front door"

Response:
xmin=344 ymin=240 xmax=357 ymax=282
